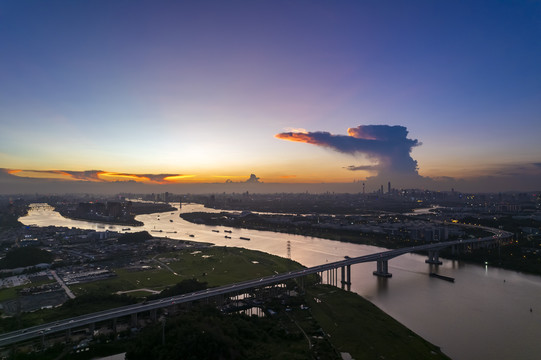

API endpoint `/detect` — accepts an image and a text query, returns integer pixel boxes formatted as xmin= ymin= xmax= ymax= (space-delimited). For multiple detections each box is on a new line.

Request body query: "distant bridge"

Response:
xmin=0 ymin=226 xmax=512 ymax=347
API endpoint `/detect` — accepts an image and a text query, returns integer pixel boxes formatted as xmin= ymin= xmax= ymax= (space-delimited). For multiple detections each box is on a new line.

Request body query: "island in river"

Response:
xmin=180 ymin=209 xmax=541 ymax=276
xmin=51 ymin=200 xmax=177 ymax=227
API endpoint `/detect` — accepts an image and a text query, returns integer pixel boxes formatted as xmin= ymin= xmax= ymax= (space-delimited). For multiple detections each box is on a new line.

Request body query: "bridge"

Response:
xmin=0 ymin=228 xmax=512 ymax=348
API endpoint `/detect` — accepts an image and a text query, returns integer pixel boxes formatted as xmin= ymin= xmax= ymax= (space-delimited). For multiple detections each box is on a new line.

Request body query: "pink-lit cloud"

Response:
xmin=276 ymin=125 xmax=421 ymax=175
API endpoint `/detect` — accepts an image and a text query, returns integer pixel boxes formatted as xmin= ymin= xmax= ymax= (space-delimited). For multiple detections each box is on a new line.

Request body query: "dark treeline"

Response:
xmin=0 ymin=247 xmax=53 ymax=269
xmin=126 ymin=305 xmax=312 ymax=360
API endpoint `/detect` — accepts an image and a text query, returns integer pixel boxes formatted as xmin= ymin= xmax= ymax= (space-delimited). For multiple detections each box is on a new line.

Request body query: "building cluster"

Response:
xmin=260 ymin=213 xmax=459 ymax=242
xmin=0 ymin=224 xmax=201 ymax=314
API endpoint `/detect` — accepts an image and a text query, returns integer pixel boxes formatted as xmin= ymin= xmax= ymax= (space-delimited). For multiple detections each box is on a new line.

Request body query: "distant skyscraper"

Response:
xmin=388 ymin=181 xmax=391 ymax=194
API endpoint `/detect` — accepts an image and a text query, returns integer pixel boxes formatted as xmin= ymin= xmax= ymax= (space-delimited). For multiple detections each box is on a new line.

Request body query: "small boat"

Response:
xmin=189 ymin=234 xmax=195 ymax=238
xmin=429 ymin=273 xmax=454 ymax=282
xmin=224 ymin=230 xmax=232 ymax=233
xmin=151 ymin=230 xmax=163 ymax=233
xmin=212 ymin=230 xmax=219 ymax=233
xmin=224 ymin=236 xmax=231 ymax=239
xmin=122 ymin=228 xmax=131 ymax=231
xmin=239 ymin=237 xmax=250 ymax=241
xmin=170 ymin=220 xmax=173 ymax=222
xmin=166 ymin=231 xmax=177 ymax=233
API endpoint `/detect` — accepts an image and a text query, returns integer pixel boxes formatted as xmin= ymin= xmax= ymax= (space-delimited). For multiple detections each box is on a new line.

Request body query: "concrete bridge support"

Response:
xmin=373 ymin=259 xmax=392 ymax=278
xmin=325 ymin=268 xmax=338 ymax=286
xmin=425 ymin=250 xmax=443 ymax=265
xmin=340 ymin=265 xmax=352 ymax=290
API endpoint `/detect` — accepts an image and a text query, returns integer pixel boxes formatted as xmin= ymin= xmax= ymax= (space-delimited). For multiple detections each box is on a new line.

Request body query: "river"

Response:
xmin=19 ymin=203 xmax=541 ymax=360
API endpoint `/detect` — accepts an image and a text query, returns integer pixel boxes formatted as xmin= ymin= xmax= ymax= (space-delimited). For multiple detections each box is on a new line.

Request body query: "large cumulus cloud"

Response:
xmin=275 ymin=125 xmax=421 ymax=175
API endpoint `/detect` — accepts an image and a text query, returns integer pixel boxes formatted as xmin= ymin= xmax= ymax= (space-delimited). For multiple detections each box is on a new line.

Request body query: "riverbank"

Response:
xmin=179 ymin=210 xmax=541 ymax=276
xmin=179 ymin=211 xmax=425 ymax=249
xmin=2 ymin=247 xmax=449 ymax=359
xmin=307 ymin=285 xmax=450 ymax=360
xmin=15 ymin=201 xmax=541 ymax=359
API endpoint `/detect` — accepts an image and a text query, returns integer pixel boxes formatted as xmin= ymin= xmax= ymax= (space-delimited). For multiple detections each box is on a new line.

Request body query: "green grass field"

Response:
xmin=2 ymin=247 xmax=452 ymax=359
xmin=306 ymin=284 xmax=451 ymax=360
xmin=0 ymin=278 xmax=56 ymax=302
xmin=72 ymin=247 xmax=304 ymax=297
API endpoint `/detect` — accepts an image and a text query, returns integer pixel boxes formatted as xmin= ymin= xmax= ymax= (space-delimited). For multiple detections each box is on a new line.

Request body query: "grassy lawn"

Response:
xmin=72 ymin=268 xmax=179 ymax=296
xmin=0 ymin=278 xmax=56 ymax=302
xmin=0 ymin=286 xmax=18 ymax=302
xmin=305 ymin=284 xmax=451 ymax=360
xmin=163 ymin=247 xmax=303 ymax=286
xmin=3 ymin=247 xmax=453 ymax=360
xmin=71 ymin=247 xmax=304 ymax=297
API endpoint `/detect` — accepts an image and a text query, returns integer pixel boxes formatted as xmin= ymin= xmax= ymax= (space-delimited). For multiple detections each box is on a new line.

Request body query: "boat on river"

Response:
xmin=429 ymin=273 xmax=455 ymax=282
xmin=239 ymin=237 xmax=250 ymax=241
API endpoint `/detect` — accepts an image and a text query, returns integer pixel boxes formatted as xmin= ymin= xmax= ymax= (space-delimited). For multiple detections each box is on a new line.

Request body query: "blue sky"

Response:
xmin=1 ymin=0 xmax=540 ymax=192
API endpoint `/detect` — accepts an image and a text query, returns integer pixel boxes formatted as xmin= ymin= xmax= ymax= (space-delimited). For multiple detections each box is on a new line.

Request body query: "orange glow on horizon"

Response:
xmin=5 ymin=168 xmax=372 ymax=184
xmin=162 ymin=175 xmax=196 ymax=183
xmin=97 ymin=172 xmax=151 ymax=182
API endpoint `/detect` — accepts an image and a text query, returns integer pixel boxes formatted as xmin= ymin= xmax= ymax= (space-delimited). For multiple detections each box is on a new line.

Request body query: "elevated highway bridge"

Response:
xmin=0 ymin=227 xmax=512 ymax=348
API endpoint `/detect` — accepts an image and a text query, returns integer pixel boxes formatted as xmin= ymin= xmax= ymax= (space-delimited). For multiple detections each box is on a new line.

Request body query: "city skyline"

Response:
xmin=1 ymin=1 xmax=540 ymax=193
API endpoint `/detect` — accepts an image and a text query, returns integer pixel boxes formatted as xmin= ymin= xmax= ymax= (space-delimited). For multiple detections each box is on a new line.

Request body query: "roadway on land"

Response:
xmin=0 ymin=229 xmax=512 ymax=347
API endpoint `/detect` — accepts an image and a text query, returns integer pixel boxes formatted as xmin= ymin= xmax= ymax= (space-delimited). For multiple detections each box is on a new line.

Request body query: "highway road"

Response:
xmin=0 ymin=228 xmax=512 ymax=347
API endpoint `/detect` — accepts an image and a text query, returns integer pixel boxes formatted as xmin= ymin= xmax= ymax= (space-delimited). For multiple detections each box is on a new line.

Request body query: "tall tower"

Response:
xmin=363 ymin=182 xmax=365 ymax=194
xmin=388 ymin=181 xmax=391 ymax=194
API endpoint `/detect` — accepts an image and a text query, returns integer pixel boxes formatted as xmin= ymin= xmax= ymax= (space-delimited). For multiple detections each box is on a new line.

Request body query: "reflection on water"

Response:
xmin=376 ymin=277 xmax=389 ymax=294
xmin=19 ymin=202 xmax=541 ymax=360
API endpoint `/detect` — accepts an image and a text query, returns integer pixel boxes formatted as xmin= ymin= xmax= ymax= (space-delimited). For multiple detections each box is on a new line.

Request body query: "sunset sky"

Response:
xmin=1 ymin=1 xmax=540 ymax=192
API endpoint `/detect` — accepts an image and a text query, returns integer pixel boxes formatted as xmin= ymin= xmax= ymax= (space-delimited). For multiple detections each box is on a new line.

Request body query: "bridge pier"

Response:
xmin=425 ymin=250 xmax=443 ymax=265
xmin=340 ymin=265 xmax=351 ymax=290
xmin=373 ymin=259 xmax=392 ymax=278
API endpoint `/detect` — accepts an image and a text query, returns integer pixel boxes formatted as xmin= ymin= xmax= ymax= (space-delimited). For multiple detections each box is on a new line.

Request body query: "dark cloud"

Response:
xmin=344 ymin=165 xmax=378 ymax=171
xmin=245 ymin=174 xmax=261 ymax=183
xmin=276 ymin=125 xmax=421 ymax=175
